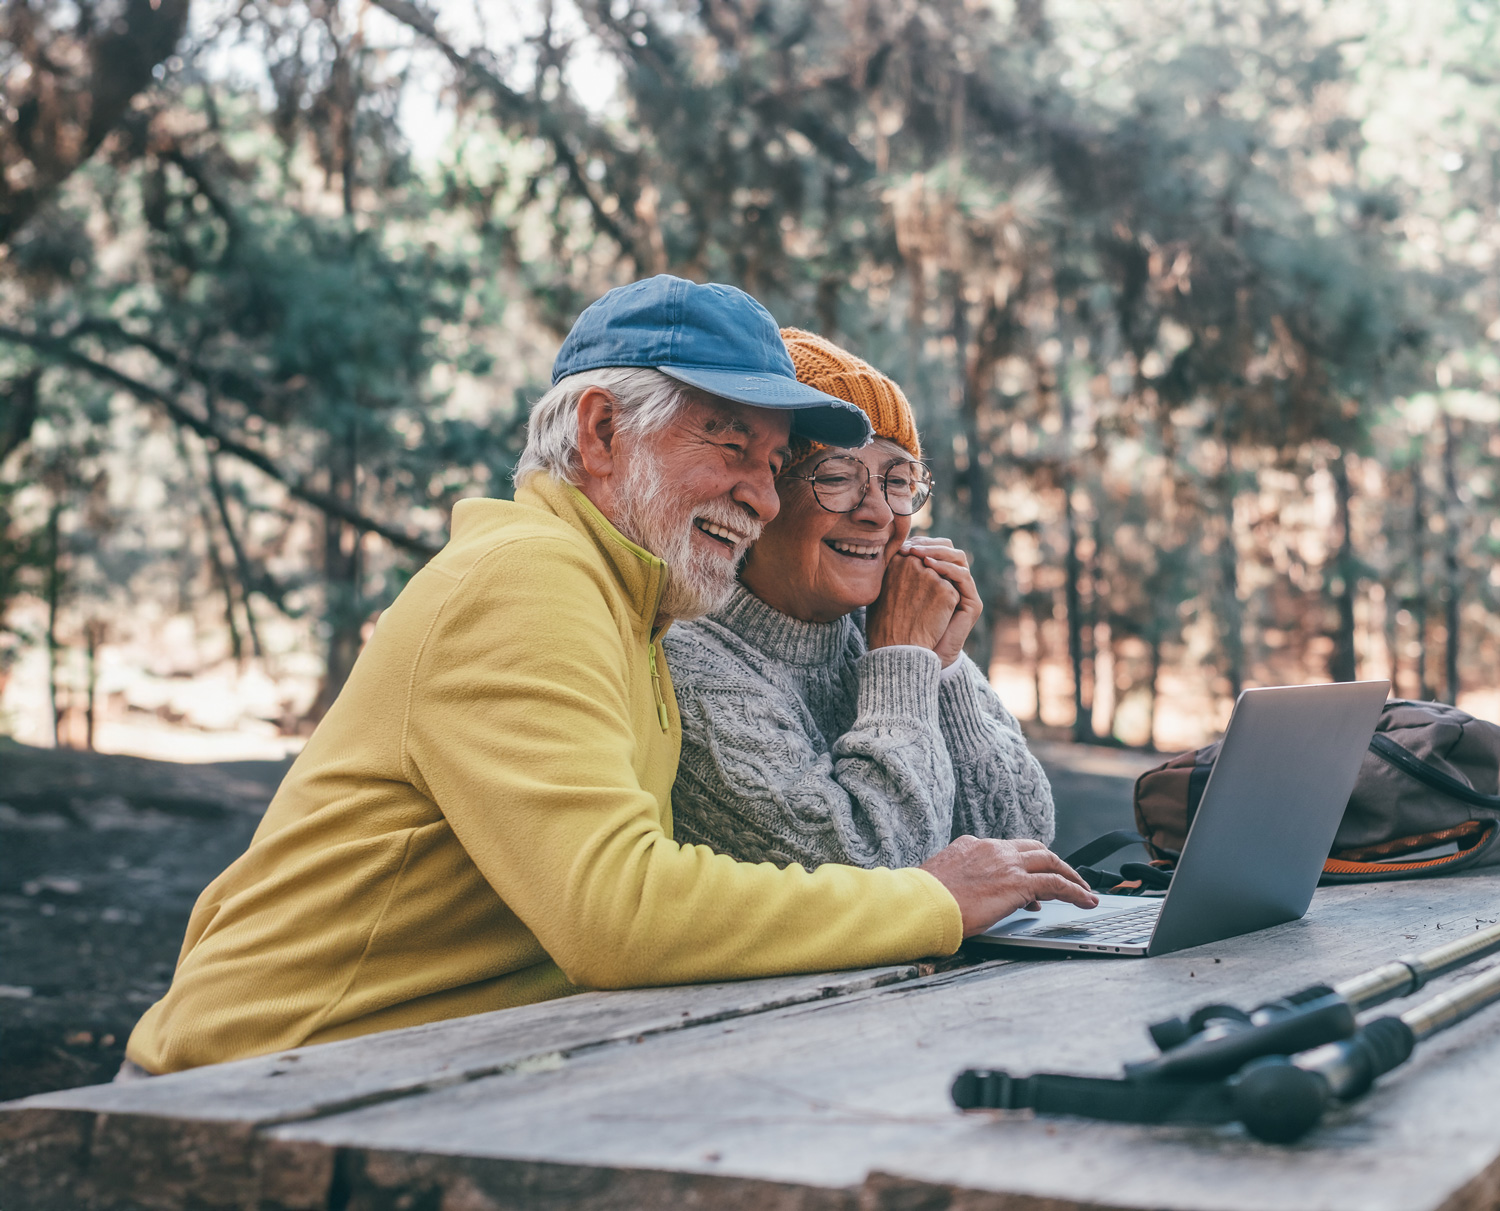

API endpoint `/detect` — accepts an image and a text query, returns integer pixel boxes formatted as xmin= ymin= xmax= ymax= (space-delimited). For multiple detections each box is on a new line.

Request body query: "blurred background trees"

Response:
xmin=3 ymin=0 xmax=1498 ymax=753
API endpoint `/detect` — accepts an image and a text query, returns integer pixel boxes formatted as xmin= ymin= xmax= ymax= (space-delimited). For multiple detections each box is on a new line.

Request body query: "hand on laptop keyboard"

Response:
xmin=920 ymin=836 xmax=1099 ymax=937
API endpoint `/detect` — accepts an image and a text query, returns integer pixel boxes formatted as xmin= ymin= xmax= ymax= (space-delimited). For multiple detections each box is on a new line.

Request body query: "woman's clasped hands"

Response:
xmin=865 ymin=536 xmax=983 ymax=668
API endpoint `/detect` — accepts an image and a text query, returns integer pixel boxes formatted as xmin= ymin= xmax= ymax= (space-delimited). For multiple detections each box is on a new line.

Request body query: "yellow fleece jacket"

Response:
xmin=127 ymin=475 xmax=962 ymax=1072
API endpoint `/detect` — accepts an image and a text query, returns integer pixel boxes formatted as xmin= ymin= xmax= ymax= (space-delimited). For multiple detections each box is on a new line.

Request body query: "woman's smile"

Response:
xmin=825 ymin=538 xmax=886 ymax=561
xmin=740 ymin=438 xmax=915 ymax=623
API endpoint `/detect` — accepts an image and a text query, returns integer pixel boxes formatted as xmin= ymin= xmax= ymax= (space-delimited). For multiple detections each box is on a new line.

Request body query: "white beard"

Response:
xmin=613 ymin=448 xmax=759 ymax=621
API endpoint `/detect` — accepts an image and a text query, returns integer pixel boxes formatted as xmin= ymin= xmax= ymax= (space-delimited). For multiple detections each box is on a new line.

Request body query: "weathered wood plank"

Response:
xmin=258 ymin=877 xmax=1500 ymax=1211
xmin=5 ymin=963 xmax=941 ymax=1124
xmin=0 ymin=964 xmax=953 ymax=1210
xmin=4 ymin=878 xmax=1499 ymax=1211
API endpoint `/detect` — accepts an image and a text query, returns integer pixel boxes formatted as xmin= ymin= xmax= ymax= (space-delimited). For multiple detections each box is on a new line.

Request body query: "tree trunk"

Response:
xmin=1146 ymin=634 xmax=1162 ymax=751
xmin=949 ymin=278 xmax=1002 ymax=679
xmin=1381 ymin=583 xmax=1400 ymax=693
xmin=1062 ymin=478 xmax=1093 ymax=742
xmin=1216 ymin=464 xmax=1244 ymax=701
xmin=84 ymin=620 xmax=101 ymax=753
xmin=206 ymin=451 xmax=264 ymax=660
xmin=1442 ymin=413 xmax=1461 ymax=704
xmin=204 ymin=509 xmax=244 ymax=665
xmin=1106 ymin=626 xmax=1126 ymax=741
xmin=1024 ymin=601 xmax=1045 ymax=725
xmin=178 ymin=431 xmax=245 ymax=665
xmin=1410 ymin=446 xmax=1432 ymax=700
xmin=45 ymin=501 xmax=63 ymax=748
xmin=1330 ymin=453 xmax=1357 ymax=682
xmin=307 ymin=424 xmax=364 ymax=722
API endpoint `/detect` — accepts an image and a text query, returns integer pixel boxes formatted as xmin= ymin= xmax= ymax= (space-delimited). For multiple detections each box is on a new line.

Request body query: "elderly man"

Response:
xmin=126 ymin=277 xmax=1095 ymax=1074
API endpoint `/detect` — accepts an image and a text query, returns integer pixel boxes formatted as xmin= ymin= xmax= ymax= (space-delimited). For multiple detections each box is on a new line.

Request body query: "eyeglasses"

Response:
xmin=782 ymin=456 xmax=934 ymax=516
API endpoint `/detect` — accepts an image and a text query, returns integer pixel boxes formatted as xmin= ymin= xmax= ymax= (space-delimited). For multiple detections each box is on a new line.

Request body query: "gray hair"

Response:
xmin=512 ymin=368 xmax=699 ymax=486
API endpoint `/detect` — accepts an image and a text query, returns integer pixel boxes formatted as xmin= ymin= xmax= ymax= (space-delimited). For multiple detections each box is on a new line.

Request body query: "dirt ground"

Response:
xmin=0 ymin=735 xmax=1153 ymax=1102
xmin=0 ymin=740 xmax=293 ymax=1099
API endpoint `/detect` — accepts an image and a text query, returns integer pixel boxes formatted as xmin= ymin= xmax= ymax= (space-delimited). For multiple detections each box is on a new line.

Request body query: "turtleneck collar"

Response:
xmin=712 ymin=585 xmax=852 ymax=666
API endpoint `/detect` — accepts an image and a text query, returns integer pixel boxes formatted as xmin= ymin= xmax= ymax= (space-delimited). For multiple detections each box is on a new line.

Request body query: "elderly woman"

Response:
xmin=664 ymin=329 xmax=1054 ymax=871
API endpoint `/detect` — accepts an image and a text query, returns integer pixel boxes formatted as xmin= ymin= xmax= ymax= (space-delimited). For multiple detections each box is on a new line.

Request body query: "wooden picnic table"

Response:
xmin=4 ymin=874 xmax=1500 ymax=1211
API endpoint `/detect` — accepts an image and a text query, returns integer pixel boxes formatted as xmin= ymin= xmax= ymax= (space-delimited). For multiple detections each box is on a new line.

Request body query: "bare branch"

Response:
xmin=0 ymin=324 xmax=441 ymax=558
xmin=2 ymin=368 xmax=42 ymax=461
xmin=369 ymin=0 xmax=657 ymax=270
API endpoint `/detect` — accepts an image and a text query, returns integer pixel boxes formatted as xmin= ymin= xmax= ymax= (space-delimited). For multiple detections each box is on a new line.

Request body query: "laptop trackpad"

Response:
xmin=983 ymin=893 xmax=1150 ymax=938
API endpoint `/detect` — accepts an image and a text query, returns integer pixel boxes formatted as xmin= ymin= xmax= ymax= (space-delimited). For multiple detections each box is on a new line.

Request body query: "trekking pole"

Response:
xmin=1328 ymin=919 xmax=1500 ymax=1012
xmin=951 ymin=959 xmax=1500 ymax=1139
xmin=1234 ymin=957 xmax=1500 ymax=1143
xmin=1130 ymin=920 xmax=1500 ymax=1082
xmin=952 ymin=922 xmax=1500 ymax=1128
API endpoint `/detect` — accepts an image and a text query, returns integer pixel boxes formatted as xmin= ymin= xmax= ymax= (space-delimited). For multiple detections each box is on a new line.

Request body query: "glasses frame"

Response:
xmin=782 ymin=454 xmax=934 ymax=517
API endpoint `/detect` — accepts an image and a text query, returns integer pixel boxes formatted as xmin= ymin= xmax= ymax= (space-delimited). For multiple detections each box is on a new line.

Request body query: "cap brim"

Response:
xmin=657 ymin=365 xmax=872 ymax=447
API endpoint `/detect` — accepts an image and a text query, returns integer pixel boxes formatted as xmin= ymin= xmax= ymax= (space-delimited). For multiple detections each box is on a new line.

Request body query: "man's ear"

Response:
xmin=576 ymin=386 xmax=619 ymax=479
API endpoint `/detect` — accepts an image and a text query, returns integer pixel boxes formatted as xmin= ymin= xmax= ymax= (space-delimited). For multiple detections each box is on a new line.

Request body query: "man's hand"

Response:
xmin=920 ymin=836 xmax=1099 ymax=937
xmin=901 ymin=538 xmax=982 ymax=668
xmin=866 ymin=550 xmax=960 ymax=653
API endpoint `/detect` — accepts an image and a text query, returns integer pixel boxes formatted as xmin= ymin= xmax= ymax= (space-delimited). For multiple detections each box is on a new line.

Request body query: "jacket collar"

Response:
xmin=514 ymin=472 xmax=668 ymax=635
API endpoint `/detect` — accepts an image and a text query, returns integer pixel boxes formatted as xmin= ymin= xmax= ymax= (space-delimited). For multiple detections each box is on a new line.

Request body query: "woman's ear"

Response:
xmin=576 ymin=386 xmax=618 ymax=479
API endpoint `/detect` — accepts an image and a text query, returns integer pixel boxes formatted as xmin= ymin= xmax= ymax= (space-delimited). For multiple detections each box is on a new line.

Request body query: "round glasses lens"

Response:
xmin=809 ymin=458 xmax=869 ymax=512
xmin=885 ymin=463 xmax=932 ymax=515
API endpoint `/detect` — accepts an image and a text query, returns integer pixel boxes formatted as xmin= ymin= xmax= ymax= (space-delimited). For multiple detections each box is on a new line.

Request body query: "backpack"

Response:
xmin=1064 ymin=699 xmax=1500 ymax=891
xmin=1131 ymin=699 xmax=1500 ymax=884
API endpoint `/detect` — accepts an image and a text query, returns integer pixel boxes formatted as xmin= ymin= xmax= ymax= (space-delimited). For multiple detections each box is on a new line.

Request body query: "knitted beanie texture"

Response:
xmin=780 ymin=328 xmax=921 ymax=461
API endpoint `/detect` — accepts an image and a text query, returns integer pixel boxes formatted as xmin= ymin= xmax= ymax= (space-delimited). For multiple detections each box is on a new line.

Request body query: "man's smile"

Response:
xmin=694 ymin=517 xmax=750 ymax=552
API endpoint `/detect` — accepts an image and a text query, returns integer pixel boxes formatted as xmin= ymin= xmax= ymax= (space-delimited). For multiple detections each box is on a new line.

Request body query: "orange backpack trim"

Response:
xmin=1322 ymin=820 xmax=1496 ymax=877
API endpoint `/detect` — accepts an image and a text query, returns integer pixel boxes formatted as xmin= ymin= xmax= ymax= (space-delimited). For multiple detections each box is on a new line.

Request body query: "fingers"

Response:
xmin=924 ymin=556 xmax=981 ymax=610
xmin=916 ymin=549 xmax=977 ymax=588
xmin=1029 ymin=873 xmax=1100 ymax=909
xmin=924 ymin=837 xmax=1101 ymax=935
xmin=889 ymin=552 xmax=961 ymax=606
xmin=1021 ymin=847 xmax=1093 ymax=890
xmin=870 ymin=552 xmax=962 ymax=651
xmin=905 ymin=541 xmax=965 ymax=565
xmin=1010 ymin=846 xmax=1098 ymax=908
xmin=909 ymin=548 xmax=981 ymax=613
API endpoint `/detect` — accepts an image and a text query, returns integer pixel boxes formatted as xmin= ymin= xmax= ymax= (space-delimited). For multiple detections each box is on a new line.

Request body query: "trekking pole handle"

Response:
xmin=1332 ymin=920 xmax=1500 ymax=1012
xmin=1236 ymin=957 xmax=1500 ymax=1143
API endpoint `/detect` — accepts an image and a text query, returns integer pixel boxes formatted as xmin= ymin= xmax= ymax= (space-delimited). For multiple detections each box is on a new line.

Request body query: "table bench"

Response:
xmin=4 ymin=875 xmax=1499 ymax=1211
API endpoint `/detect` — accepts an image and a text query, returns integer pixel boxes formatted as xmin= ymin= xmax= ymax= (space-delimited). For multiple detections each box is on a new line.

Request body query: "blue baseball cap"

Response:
xmin=551 ymin=276 xmax=873 ymax=447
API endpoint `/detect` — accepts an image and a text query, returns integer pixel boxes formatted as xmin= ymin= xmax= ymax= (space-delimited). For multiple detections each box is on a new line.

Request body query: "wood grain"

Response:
xmin=3 ymin=878 xmax=1499 ymax=1211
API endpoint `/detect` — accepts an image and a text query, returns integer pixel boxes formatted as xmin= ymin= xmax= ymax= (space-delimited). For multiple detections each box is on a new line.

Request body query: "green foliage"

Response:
xmin=4 ymin=0 xmax=1500 ymax=738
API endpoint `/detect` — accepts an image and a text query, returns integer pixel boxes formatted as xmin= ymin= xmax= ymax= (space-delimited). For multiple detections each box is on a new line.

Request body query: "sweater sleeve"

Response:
xmin=669 ymin=634 xmax=958 ymax=870
xmin=401 ymin=538 xmax=961 ymax=990
xmin=937 ymin=653 xmax=1056 ymax=846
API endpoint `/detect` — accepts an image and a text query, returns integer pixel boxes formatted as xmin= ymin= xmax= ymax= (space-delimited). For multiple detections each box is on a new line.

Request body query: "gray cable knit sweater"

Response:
xmin=664 ymin=587 xmax=1055 ymax=870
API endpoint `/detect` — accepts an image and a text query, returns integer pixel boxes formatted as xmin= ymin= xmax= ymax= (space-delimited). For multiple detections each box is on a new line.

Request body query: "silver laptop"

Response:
xmin=977 ymin=680 xmax=1390 ymax=957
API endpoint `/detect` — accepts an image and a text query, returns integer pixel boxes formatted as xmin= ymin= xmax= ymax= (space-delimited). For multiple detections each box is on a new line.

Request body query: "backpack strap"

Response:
xmin=1368 ymin=733 xmax=1500 ymax=810
xmin=1063 ymin=830 xmax=1149 ymax=869
xmin=1061 ymin=831 xmax=1158 ymax=894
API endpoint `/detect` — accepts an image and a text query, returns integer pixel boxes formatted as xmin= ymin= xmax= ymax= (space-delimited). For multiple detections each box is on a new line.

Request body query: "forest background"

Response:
xmin=4 ymin=0 xmax=1500 ymax=762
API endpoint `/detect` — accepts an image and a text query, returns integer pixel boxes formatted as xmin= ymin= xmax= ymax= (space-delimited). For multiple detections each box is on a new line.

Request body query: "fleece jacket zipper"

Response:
xmin=647 ymin=642 xmax=670 ymax=732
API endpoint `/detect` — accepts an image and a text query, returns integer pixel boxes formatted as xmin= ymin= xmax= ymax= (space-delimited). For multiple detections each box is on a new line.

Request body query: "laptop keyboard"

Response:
xmin=1022 ymin=902 xmax=1162 ymax=945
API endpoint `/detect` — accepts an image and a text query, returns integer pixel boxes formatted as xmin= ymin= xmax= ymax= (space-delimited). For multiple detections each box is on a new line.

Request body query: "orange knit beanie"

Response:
xmin=780 ymin=328 xmax=922 ymax=462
